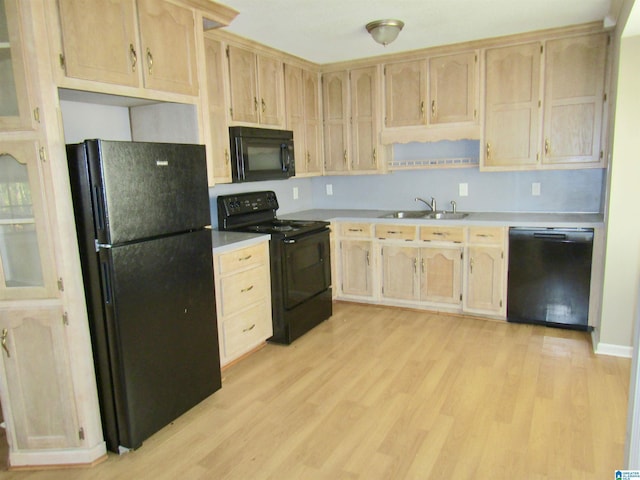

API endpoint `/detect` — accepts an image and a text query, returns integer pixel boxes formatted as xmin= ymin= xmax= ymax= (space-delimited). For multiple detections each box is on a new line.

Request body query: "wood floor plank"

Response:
xmin=0 ymin=302 xmax=631 ymax=479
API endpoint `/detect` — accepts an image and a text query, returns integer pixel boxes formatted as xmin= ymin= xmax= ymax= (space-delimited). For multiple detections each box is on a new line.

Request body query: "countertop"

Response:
xmin=279 ymin=209 xmax=604 ymax=228
xmin=211 ymin=210 xmax=604 ymax=251
xmin=211 ymin=230 xmax=269 ymax=254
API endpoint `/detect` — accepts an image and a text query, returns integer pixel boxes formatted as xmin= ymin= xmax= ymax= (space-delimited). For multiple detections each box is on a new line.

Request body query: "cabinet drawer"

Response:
xmin=375 ymin=224 xmax=416 ymax=240
xmin=219 ymin=265 xmax=268 ymax=316
xmin=420 ymin=226 xmax=464 ymax=243
xmin=218 ymin=243 xmax=267 ymax=274
xmin=468 ymin=227 xmax=505 ymax=244
xmin=220 ymin=301 xmax=272 ymax=360
xmin=339 ymin=222 xmax=372 ymax=238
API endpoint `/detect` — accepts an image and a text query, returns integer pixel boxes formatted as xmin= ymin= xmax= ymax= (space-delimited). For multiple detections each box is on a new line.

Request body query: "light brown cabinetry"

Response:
xmin=322 ymin=67 xmax=383 ymax=174
xmin=542 ymin=33 xmax=608 ymax=165
xmin=0 ymin=0 xmax=35 ymax=130
xmin=382 ymin=52 xmax=479 ymax=144
xmin=227 ymin=45 xmax=285 ymax=127
xmin=464 ymin=227 xmax=507 ymax=315
xmin=203 ymin=36 xmax=231 ymax=183
xmin=420 ymin=247 xmax=463 ymax=305
xmin=483 ymin=33 xmax=608 ymax=170
xmin=284 ymin=64 xmax=323 ymax=176
xmin=213 ymin=241 xmax=273 ymax=367
xmin=0 ymin=141 xmax=57 ymax=301
xmin=57 ymin=0 xmax=199 ymax=96
xmin=340 ymin=240 xmax=374 ymax=298
xmin=484 ymin=42 xmax=541 ymax=168
xmin=0 ymin=304 xmax=80 ymax=450
xmin=380 ymin=245 xmax=417 ymax=301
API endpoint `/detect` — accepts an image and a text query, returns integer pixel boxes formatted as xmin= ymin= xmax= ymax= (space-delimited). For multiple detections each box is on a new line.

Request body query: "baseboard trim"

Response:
xmin=595 ymin=342 xmax=633 ymax=358
xmin=8 ymin=443 xmax=107 ymax=469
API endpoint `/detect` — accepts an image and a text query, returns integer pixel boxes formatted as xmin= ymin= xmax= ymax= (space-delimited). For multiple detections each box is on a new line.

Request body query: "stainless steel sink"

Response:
xmin=380 ymin=210 xmax=429 ymax=219
xmin=424 ymin=212 xmax=468 ymax=220
xmin=379 ymin=210 xmax=468 ymax=220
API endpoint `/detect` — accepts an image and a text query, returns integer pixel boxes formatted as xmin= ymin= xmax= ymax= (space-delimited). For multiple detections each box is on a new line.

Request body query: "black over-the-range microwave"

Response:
xmin=229 ymin=126 xmax=295 ymax=182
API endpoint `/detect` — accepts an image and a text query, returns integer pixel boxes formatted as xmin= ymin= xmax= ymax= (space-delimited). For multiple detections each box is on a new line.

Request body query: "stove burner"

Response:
xmin=272 ymin=224 xmax=294 ymax=232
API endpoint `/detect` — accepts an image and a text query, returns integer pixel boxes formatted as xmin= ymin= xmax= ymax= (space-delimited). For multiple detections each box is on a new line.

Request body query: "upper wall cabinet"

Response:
xmin=482 ymin=32 xmax=609 ymax=170
xmin=203 ymin=36 xmax=231 ymax=184
xmin=57 ymin=0 xmax=199 ymax=96
xmin=381 ymin=51 xmax=479 ymax=144
xmin=227 ymin=45 xmax=285 ymax=127
xmin=322 ymin=67 xmax=384 ymax=175
xmin=541 ymin=33 xmax=608 ymax=166
xmin=284 ymin=64 xmax=323 ymax=176
xmin=0 ymin=0 xmax=36 ymax=130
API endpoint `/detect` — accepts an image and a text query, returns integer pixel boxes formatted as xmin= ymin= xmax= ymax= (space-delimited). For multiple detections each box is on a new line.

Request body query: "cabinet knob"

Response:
xmin=261 ymin=98 xmax=266 ymax=113
xmin=486 ymin=142 xmax=491 ymax=161
xmin=146 ymin=48 xmax=153 ymax=75
xmin=129 ymin=44 xmax=137 ymax=72
xmin=544 ymin=138 xmax=550 ymax=156
xmin=1 ymin=328 xmax=10 ymax=358
xmin=431 ymin=100 xmax=436 ymax=117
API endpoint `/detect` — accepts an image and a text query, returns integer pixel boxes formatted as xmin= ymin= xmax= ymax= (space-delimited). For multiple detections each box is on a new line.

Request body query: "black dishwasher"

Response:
xmin=507 ymin=227 xmax=594 ymax=331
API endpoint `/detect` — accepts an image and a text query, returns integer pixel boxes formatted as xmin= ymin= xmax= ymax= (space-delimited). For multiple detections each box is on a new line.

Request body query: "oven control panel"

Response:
xmin=218 ymin=190 xmax=279 ymax=217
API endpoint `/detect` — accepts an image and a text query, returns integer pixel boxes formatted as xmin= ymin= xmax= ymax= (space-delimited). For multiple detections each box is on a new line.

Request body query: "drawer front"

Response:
xmin=375 ymin=224 xmax=416 ymax=241
xmin=468 ymin=227 xmax=505 ymax=244
xmin=219 ymin=265 xmax=268 ymax=316
xmin=420 ymin=226 xmax=464 ymax=243
xmin=220 ymin=301 xmax=272 ymax=361
xmin=218 ymin=242 xmax=267 ymax=274
xmin=339 ymin=222 xmax=372 ymax=238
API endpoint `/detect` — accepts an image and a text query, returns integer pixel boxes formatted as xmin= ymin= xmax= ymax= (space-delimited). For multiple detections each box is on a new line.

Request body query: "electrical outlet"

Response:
xmin=459 ymin=183 xmax=468 ymax=197
xmin=326 ymin=184 xmax=333 ymax=196
xmin=293 ymin=187 xmax=299 ymax=200
xmin=532 ymin=182 xmax=541 ymax=196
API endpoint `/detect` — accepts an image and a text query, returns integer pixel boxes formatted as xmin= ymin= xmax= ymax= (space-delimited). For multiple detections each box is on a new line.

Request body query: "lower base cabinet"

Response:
xmin=334 ymin=221 xmax=506 ymax=318
xmin=213 ymin=241 xmax=273 ymax=367
xmin=0 ymin=304 xmax=80 ymax=451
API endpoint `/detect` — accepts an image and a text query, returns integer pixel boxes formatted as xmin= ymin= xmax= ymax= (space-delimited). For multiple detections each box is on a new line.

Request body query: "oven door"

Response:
xmin=282 ymin=230 xmax=331 ymax=309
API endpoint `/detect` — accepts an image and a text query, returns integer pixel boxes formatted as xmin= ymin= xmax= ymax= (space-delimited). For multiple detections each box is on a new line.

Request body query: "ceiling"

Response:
xmin=217 ymin=0 xmax=617 ymax=64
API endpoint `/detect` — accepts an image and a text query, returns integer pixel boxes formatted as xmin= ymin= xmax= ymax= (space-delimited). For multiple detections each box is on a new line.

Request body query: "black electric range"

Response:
xmin=217 ymin=191 xmax=332 ymax=344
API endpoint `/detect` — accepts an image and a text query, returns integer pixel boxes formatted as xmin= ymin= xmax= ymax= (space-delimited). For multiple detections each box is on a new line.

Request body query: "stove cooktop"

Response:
xmin=240 ymin=219 xmax=328 ymax=237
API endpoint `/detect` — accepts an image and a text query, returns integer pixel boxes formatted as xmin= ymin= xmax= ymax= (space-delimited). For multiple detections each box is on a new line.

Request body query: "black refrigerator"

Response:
xmin=67 ymin=139 xmax=221 ymax=453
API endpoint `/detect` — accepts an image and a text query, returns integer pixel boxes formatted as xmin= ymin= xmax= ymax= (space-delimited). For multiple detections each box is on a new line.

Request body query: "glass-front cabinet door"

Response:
xmin=0 ymin=0 xmax=34 ymax=130
xmin=0 ymin=141 xmax=56 ymax=300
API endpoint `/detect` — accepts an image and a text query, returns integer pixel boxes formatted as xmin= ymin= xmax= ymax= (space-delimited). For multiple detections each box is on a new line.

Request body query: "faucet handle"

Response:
xmin=450 ymin=200 xmax=457 ymax=213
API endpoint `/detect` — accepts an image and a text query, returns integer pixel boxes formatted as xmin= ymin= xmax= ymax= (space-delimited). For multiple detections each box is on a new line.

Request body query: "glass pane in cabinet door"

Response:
xmin=0 ymin=153 xmax=44 ymax=288
xmin=0 ymin=0 xmax=20 ymax=117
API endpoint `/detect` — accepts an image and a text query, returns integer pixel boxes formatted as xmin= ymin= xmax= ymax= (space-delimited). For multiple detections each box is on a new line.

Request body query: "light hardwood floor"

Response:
xmin=0 ymin=302 xmax=631 ymax=479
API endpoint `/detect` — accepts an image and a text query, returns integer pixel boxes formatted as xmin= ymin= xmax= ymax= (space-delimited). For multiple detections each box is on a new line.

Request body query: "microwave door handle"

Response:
xmin=281 ymin=144 xmax=290 ymax=172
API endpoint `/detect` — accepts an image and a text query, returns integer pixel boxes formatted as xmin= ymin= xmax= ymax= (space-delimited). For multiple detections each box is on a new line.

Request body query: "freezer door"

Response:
xmin=98 ymin=229 xmax=220 ymax=451
xmin=83 ymin=140 xmax=211 ymax=244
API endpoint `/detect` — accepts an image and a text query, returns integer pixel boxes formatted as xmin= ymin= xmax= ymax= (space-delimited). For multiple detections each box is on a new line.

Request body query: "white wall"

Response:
xmin=599 ymin=34 xmax=640 ymax=350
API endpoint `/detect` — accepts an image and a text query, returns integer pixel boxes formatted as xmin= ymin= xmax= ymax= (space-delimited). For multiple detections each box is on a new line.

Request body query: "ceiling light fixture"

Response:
xmin=366 ymin=19 xmax=404 ymax=46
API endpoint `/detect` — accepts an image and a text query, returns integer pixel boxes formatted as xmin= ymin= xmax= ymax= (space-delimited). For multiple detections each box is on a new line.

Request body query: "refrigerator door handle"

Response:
xmin=100 ymin=262 xmax=113 ymax=305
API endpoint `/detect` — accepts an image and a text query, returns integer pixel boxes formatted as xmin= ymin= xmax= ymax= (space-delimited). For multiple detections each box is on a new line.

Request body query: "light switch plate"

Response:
xmin=459 ymin=183 xmax=468 ymax=197
xmin=326 ymin=184 xmax=333 ymax=196
xmin=293 ymin=186 xmax=299 ymax=200
xmin=532 ymin=182 xmax=541 ymax=196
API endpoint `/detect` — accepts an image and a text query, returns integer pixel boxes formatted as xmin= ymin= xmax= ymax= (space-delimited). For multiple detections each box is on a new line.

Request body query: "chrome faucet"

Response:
xmin=415 ymin=196 xmax=437 ymax=212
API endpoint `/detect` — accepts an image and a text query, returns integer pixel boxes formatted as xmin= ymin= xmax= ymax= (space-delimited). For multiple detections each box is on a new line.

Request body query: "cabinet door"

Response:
xmin=384 ymin=60 xmax=426 ymax=127
xmin=0 ymin=142 xmax=57 ymax=300
xmin=484 ymin=42 xmax=541 ymax=168
xmin=303 ymin=70 xmax=323 ymax=175
xmin=284 ymin=64 xmax=307 ymax=174
xmin=542 ymin=33 xmax=608 ymax=165
xmin=420 ymin=247 xmax=462 ymax=305
xmin=137 ymin=0 xmax=198 ymax=96
xmin=465 ymin=246 xmax=504 ymax=313
xmin=340 ymin=240 xmax=373 ymax=297
xmin=380 ymin=246 xmax=418 ymax=301
xmin=350 ymin=66 xmax=379 ymax=172
xmin=204 ymin=37 xmax=231 ymax=183
xmin=0 ymin=0 xmax=35 ymax=130
xmin=256 ymin=54 xmax=284 ymax=126
xmin=428 ymin=51 xmax=478 ymax=125
xmin=227 ymin=45 xmax=259 ymax=123
xmin=322 ymin=71 xmax=349 ymax=173
xmin=0 ymin=305 xmax=80 ymax=450
xmin=57 ymin=0 xmax=139 ymax=87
